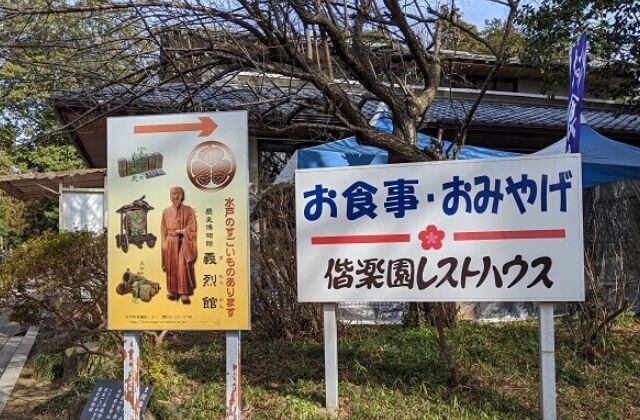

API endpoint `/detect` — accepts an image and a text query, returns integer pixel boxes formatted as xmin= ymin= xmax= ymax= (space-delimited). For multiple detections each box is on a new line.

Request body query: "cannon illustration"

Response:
xmin=116 ymin=269 xmax=161 ymax=303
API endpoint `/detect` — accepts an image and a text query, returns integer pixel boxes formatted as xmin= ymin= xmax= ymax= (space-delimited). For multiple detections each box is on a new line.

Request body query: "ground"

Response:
xmin=3 ymin=317 xmax=639 ymax=419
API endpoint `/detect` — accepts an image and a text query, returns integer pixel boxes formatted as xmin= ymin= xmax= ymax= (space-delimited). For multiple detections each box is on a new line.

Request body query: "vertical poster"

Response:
xmin=107 ymin=112 xmax=249 ymax=330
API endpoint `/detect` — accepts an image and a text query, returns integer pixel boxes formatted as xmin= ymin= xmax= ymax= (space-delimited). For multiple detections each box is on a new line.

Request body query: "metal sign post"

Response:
xmin=123 ymin=331 xmax=141 ymax=420
xmin=323 ymin=304 xmax=338 ymax=411
xmin=538 ymin=303 xmax=557 ymax=419
xmin=226 ymin=331 xmax=242 ymax=419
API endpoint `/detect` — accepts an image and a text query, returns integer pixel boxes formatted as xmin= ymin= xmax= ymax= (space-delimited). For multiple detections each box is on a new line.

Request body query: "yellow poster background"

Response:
xmin=107 ymin=111 xmax=250 ymax=330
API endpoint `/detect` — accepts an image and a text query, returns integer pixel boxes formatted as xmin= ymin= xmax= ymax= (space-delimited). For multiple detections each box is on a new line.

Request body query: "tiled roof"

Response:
xmin=52 ymin=84 xmax=640 ymax=135
xmin=361 ymin=99 xmax=640 ymax=133
xmin=0 ymin=168 xmax=105 ymax=199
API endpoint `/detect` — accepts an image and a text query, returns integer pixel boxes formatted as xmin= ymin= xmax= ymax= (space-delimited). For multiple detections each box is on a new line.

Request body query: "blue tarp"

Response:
xmin=297 ymin=112 xmax=515 ymax=169
xmin=298 ymin=113 xmax=640 ymax=189
xmin=535 ymin=124 xmax=640 ymax=188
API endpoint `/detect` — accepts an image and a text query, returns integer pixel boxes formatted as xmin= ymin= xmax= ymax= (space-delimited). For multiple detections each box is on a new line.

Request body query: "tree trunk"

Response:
xmin=436 ymin=320 xmax=460 ymax=387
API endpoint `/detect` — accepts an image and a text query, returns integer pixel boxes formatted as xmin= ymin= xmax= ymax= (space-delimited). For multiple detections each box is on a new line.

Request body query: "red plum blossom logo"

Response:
xmin=418 ymin=225 xmax=445 ymax=250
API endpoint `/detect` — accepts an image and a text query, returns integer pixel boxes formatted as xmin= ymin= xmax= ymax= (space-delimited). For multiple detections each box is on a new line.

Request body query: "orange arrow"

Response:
xmin=134 ymin=116 xmax=218 ymax=137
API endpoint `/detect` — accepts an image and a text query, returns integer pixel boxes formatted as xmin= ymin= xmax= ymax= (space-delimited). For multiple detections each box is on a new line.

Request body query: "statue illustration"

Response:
xmin=160 ymin=186 xmax=197 ymax=304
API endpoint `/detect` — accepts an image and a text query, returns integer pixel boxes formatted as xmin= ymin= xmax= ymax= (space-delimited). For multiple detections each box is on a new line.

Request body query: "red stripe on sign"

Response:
xmin=453 ymin=229 xmax=566 ymax=241
xmin=311 ymin=234 xmax=411 ymax=245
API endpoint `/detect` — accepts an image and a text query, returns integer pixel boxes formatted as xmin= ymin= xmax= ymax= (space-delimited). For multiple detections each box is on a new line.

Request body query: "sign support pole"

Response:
xmin=324 ymin=303 xmax=338 ymax=411
xmin=226 ymin=331 xmax=241 ymax=419
xmin=123 ymin=331 xmax=141 ymax=420
xmin=58 ymin=182 xmax=63 ymax=230
xmin=538 ymin=303 xmax=556 ymax=420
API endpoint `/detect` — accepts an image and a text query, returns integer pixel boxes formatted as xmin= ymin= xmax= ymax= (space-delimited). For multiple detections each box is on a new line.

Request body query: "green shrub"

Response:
xmin=0 ymin=230 xmax=109 ymax=350
xmin=31 ymin=352 xmax=64 ymax=382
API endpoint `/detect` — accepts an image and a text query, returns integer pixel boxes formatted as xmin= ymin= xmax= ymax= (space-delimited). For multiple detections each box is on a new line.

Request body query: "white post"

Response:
xmin=323 ymin=303 xmax=338 ymax=411
xmin=538 ymin=303 xmax=556 ymax=420
xmin=226 ymin=331 xmax=241 ymax=419
xmin=123 ymin=331 xmax=141 ymax=420
xmin=58 ymin=182 xmax=63 ymax=231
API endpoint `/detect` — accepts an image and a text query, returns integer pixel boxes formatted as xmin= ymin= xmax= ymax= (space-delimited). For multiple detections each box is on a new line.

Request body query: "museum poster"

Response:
xmin=106 ymin=111 xmax=250 ymax=330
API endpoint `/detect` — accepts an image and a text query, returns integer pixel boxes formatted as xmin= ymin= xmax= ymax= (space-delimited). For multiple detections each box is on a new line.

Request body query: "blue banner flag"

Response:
xmin=565 ymin=33 xmax=588 ymax=153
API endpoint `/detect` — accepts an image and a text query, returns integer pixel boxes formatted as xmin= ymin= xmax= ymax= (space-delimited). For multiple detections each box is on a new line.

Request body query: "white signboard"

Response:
xmin=61 ymin=192 xmax=105 ymax=232
xmin=296 ymin=154 xmax=584 ymax=302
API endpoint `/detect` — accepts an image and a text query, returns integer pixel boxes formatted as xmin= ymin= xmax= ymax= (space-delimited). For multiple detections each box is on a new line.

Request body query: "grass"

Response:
xmin=31 ymin=352 xmax=64 ymax=382
xmin=26 ymin=317 xmax=640 ymax=419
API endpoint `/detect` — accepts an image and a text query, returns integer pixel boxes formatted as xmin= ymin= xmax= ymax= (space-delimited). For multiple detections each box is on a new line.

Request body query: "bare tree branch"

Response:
xmin=1 ymin=0 xmax=519 ymax=163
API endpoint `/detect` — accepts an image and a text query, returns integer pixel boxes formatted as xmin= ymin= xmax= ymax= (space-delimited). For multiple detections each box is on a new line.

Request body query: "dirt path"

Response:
xmin=0 ymin=366 xmax=66 ymax=420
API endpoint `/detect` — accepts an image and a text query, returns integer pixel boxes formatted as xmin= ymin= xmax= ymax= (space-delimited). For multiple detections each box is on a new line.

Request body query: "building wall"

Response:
xmin=517 ymin=78 xmax=544 ymax=95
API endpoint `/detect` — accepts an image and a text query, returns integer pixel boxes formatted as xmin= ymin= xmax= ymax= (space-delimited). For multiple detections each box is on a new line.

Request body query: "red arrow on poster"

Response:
xmin=133 ymin=116 xmax=218 ymax=137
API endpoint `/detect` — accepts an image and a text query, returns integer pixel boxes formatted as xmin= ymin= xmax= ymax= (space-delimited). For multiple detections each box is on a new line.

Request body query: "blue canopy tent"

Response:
xmin=296 ymin=114 xmax=640 ymax=190
xmin=297 ymin=112 xmax=516 ymax=169
xmin=534 ymin=124 xmax=640 ymax=188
